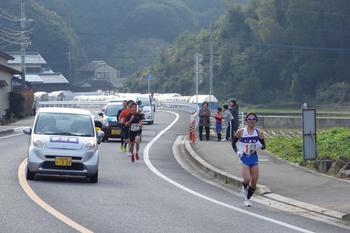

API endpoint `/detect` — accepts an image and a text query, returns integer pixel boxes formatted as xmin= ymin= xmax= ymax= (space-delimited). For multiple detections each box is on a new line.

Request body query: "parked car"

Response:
xmin=23 ymin=108 xmax=104 ymax=183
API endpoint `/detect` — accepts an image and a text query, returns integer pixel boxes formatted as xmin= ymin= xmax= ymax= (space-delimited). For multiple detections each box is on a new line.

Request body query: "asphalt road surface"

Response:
xmin=0 ymin=110 xmax=348 ymax=233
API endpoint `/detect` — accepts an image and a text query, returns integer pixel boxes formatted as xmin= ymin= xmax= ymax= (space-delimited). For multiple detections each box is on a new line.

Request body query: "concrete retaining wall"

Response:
xmin=258 ymin=116 xmax=350 ymax=129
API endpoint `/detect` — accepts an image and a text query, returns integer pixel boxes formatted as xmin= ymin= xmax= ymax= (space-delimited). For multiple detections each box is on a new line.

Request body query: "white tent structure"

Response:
xmin=189 ymin=95 xmax=219 ymax=110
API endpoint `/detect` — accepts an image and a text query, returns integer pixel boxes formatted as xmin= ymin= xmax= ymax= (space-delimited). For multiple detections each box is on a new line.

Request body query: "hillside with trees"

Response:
xmin=134 ymin=0 xmax=350 ymax=105
xmin=1 ymin=0 xmax=230 ymax=80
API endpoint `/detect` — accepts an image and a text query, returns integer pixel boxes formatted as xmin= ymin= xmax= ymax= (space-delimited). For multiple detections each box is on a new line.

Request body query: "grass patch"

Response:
xmin=267 ymin=128 xmax=350 ymax=163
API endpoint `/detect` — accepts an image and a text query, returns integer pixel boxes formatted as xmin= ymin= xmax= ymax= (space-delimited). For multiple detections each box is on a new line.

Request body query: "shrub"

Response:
xmin=9 ymin=92 xmax=25 ymax=119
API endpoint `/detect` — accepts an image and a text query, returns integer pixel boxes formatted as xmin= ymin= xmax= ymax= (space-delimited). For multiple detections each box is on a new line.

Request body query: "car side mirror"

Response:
xmin=97 ymin=131 xmax=105 ymax=144
xmin=98 ymin=112 xmax=104 ymax=117
xmin=23 ymin=127 xmax=32 ymax=135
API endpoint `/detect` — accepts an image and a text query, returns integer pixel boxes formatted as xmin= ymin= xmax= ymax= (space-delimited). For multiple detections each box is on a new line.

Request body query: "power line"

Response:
xmin=0 ymin=7 xmax=21 ymax=21
xmin=0 ymin=36 xmax=27 ymax=45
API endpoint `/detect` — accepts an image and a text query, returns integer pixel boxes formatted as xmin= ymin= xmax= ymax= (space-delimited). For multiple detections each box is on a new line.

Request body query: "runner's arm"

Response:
xmin=258 ymin=130 xmax=266 ymax=150
xmin=231 ymin=129 xmax=243 ymax=152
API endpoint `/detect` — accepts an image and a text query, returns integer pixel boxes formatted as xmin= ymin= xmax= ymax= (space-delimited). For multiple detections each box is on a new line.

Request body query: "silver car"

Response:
xmin=23 ymin=108 xmax=104 ymax=183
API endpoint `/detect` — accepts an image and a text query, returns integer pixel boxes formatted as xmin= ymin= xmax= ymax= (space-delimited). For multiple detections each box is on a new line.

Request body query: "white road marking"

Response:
xmin=144 ymin=110 xmax=315 ymax=233
xmin=18 ymin=159 xmax=94 ymax=233
xmin=0 ymin=133 xmax=24 ymax=139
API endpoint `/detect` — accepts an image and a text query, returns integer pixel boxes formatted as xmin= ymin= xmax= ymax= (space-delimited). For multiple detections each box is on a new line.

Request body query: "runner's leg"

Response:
xmin=135 ymin=135 xmax=141 ymax=160
xmin=129 ymin=141 xmax=135 ymax=162
xmin=248 ymin=165 xmax=259 ymax=195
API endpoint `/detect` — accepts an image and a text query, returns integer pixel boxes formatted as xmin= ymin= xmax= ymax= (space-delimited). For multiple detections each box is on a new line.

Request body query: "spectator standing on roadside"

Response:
xmin=215 ymin=107 xmax=223 ymax=141
xmin=222 ymin=104 xmax=233 ymax=141
xmin=198 ymin=102 xmax=211 ymax=141
xmin=229 ymin=99 xmax=240 ymax=133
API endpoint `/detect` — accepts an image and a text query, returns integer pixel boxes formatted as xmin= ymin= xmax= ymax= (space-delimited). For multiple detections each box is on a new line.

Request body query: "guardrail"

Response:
xmin=158 ymin=101 xmax=245 ymax=128
xmin=158 ymin=101 xmax=200 ymax=113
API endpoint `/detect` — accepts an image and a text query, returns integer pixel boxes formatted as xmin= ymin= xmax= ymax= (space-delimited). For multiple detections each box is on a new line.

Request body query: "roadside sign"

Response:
xmin=147 ymin=74 xmax=153 ymax=81
xmin=302 ymin=108 xmax=317 ymax=160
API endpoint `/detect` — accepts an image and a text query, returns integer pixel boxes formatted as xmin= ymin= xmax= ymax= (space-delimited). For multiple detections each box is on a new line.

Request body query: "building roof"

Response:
xmin=0 ymin=51 xmax=14 ymax=60
xmin=0 ymin=63 xmax=22 ymax=75
xmin=24 ymin=73 xmax=69 ymax=84
xmin=78 ymin=61 xmax=117 ymax=72
xmin=39 ymin=73 xmax=69 ymax=84
xmin=7 ymin=52 xmax=47 ymax=65
xmin=26 ymin=74 xmax=43 ymax=83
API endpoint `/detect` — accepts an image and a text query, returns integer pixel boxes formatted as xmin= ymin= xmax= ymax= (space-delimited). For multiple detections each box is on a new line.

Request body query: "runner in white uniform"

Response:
xmin=231 ymin=113 xmax=265 ymax=207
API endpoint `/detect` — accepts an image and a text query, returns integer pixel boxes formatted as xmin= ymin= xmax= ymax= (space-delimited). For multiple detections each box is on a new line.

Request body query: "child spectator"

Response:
xmin=215 ymin=107 xmax=223 ymax=141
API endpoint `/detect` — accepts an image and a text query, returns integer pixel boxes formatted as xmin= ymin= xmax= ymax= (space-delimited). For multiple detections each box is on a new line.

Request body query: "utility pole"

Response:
xmin=209 ymin=25 xmax=214 ymax=107
xmin=67 ymin=46 xmax=72 ymax=80
xmin=147 ymin=78 xmax=150 ymax=94
xmin=195 ymin=53 xmax=199 ymax=105
xmin=20 ymin=0 xmax=26 ymax=87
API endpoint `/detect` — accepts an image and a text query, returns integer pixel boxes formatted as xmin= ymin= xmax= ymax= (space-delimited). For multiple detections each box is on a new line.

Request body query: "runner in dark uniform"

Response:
xmin=125 ymin=102 xmax=143 ymax=163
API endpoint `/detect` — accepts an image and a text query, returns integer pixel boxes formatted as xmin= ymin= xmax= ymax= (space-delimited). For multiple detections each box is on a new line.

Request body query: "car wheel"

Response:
xmin=150 ymin=120 xmax=154 ymax=125
xmin=89 ymin=172 xmax=98 ymax=183
xmin=26 ymin=167 xmax=35 ymax=180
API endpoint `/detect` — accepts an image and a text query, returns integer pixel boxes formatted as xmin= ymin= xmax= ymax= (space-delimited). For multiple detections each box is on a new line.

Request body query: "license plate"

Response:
xmin=111 ymin=129 xmax=121 ymax=135
xmin=55 ymin=157 xmax=72 ymax=167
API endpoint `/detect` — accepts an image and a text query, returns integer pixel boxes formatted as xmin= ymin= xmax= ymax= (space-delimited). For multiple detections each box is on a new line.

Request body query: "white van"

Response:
xmin=137 ymin=95 xmax=154 ymax=125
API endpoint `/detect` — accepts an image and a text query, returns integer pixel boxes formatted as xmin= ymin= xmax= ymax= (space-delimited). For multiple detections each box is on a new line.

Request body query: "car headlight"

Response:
xmin=103 ymin=119 xmax=109 ymax=127
xmin=33 ymin=137 xmax=45 ymax=148
xmin=84 ymin=141 xmax=96 ymax=151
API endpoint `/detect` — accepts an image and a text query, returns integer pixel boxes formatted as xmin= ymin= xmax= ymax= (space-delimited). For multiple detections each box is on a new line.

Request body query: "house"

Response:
xmin=7 ymin=53 xmax=69 ymax=91
xmin=0 ymin=51 xmax=22 ymax=120
xmin=25 ymin=69 xmax=69 ymax=92
xmin=7 ymin=52 xmax=47 ymax=74
xmin=77 ymin=61 xmax=122 ymax=90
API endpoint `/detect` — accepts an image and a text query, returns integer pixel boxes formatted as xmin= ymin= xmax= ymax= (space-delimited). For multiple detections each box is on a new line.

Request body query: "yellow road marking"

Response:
xmin=18 ymin=159 xmax=94 ymax=233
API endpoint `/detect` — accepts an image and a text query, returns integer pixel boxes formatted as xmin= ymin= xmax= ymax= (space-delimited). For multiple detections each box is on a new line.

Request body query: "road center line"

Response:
xmin=143 ymin=110 xmax=315 ymax=233
xmin=18 ymin=159 xmax=94 ymax=233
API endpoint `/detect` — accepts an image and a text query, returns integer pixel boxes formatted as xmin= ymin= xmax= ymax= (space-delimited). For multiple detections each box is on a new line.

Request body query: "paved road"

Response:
xmin=0 ymin=111 xmax=348 ymax=233
xmin=193 ymin=141 xmax=350 ymax=213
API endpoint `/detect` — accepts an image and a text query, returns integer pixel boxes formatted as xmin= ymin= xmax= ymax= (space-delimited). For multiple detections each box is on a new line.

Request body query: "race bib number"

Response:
xmin=130 ymin=124 xmax=141 ymax=132
xmin=243 ymin=143 xmax=256 ymax=155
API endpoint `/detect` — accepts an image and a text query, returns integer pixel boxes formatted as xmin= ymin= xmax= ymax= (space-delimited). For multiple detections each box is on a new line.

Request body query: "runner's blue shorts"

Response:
xmin=240 ymin=153 xmax=259 ymax=168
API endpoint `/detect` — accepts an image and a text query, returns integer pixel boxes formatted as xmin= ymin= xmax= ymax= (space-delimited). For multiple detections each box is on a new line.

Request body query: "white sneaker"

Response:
xmin=221 ymin=139 xmax=227 ymax=142
xmin=240 ymin=187 xmax=248 ymax=199
xmin=244 ymin=199 xmax=252 ymax=207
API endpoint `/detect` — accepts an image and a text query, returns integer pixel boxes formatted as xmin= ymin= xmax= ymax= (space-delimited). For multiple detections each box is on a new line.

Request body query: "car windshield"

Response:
xmin=34 ymin=112 xmax=94 ymax=137
xmin=138 ymin=97 xmax=150 ymax=106
xmin=106 ymin=104 xmax=123 ymax=116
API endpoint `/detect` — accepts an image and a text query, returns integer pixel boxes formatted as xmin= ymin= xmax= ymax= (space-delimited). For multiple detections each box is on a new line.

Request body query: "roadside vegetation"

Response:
xmin=267 ymin=128 xmax=350 ymax=164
